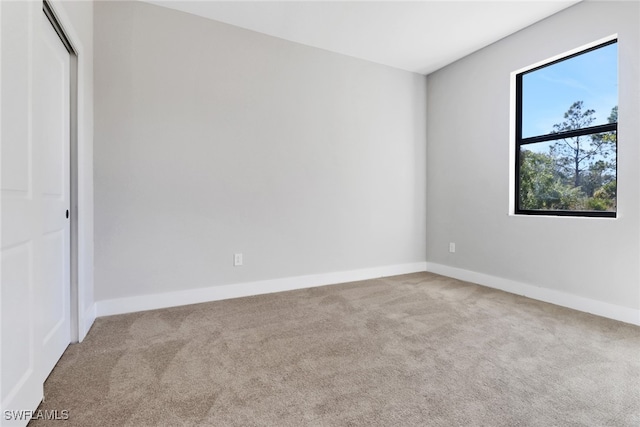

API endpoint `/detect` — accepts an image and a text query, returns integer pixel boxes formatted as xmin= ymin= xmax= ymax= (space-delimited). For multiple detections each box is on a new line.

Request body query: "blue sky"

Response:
xmin=522 ymin=42 xmax=618 ymax=139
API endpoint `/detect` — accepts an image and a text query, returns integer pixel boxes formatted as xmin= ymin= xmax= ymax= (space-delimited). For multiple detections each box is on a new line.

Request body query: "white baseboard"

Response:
xmin=95 ymin=262 xmax=428 ymax=317
xmin=426 ymin=262 xmax=640 ymax=326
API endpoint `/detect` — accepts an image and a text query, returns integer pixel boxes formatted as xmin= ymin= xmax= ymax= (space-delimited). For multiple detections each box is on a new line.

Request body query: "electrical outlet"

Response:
xmin=234 ymin=253 xmax=243 ymax=266
xmin=449 ymin=242 xmax=456 ymax=253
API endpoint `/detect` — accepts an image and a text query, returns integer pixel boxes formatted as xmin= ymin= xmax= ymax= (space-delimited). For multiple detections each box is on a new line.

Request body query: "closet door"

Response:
xmin=37 ymin=9 xmax=71 ymax=379
xmin=1 ymin=4 xmax=71 ymax=425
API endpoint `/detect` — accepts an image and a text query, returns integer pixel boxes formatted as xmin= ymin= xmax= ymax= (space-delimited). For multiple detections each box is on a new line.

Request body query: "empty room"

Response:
xmin=1 ymin=0 xmax=639 ymax=425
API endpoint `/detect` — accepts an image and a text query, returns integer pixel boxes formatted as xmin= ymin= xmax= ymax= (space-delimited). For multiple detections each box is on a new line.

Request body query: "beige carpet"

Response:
xmin=30 ymin=272 xmax=639 ymax=426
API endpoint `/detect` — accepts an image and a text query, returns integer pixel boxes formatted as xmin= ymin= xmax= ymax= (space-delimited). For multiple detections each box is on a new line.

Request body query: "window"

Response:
xmin=515 ymin=40 xmax=618 ymax=217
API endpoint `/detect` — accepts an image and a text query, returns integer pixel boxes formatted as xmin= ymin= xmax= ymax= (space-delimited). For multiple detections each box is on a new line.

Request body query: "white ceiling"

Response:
xmin=144 ymin=0 xmax=580 ymax=75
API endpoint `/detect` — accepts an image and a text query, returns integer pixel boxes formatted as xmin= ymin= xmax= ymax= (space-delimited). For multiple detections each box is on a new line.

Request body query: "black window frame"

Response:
xmin=515 ymin=39 xmax=618 ymax=218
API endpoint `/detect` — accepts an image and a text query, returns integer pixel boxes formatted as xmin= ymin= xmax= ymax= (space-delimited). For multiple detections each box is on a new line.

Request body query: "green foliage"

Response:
xmin=581 ymin=160 xmax=614 ymax=198
xmin=586 ymin=198 xmax=609 ymax=211
xmin=520 ymin=102 xmax=617 ymax=212
xmin=519 ymin=150 xmax=582 ymax=210
xmin=587 ymin=180 xmax=617 ymax=210
xmin=608 ymin=106 xmax=618 ymax=123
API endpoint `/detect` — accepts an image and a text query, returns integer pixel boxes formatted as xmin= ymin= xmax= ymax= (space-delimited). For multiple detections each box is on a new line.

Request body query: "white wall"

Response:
xmin=94 ymin=1 xmax=427 ymax=307
xmin=426 ymin=1 xmax=640 ymax=318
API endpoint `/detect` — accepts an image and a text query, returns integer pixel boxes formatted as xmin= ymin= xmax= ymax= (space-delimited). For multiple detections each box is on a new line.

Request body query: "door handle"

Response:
xmin=66 ymin=209 xmax=69 ymax=219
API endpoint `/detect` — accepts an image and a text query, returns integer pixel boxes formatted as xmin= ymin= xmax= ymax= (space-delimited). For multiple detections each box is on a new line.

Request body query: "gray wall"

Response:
xmin=94 ymin=1 xmax=427 ymax=301
xmin=426 ymin=1 xmax=640 ymax=310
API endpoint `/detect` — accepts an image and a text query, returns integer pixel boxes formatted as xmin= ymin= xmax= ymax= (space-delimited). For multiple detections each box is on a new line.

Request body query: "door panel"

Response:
xmin=1 ymin=4 xmax=72 ymax=425
xmin=37 ymin=11 xmax=71 ymax=379
xmin=0 ymin=242 xmax=35 ymax=409
xmin=1 ymin=2 xmax=42 ymax=423
xmin=41 ymin=231 xmax=66 ymax=343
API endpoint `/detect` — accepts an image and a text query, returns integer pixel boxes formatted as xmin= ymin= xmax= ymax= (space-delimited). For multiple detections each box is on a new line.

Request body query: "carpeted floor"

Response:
xmin=30 ymin=272 xmax=639 ymax=426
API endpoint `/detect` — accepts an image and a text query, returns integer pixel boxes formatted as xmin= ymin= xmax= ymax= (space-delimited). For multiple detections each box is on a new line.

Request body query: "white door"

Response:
xmin=37 ymin=11 xmax=71 ymax=378
xmin=1 ymin=2 xmax=44 ymax=422
xmin=0 ymin=4 xmax=71 ymax=424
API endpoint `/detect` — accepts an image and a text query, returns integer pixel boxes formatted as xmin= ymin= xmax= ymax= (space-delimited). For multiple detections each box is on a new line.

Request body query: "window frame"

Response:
xmin=514 ymin=39 xmax=618 ymax=218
